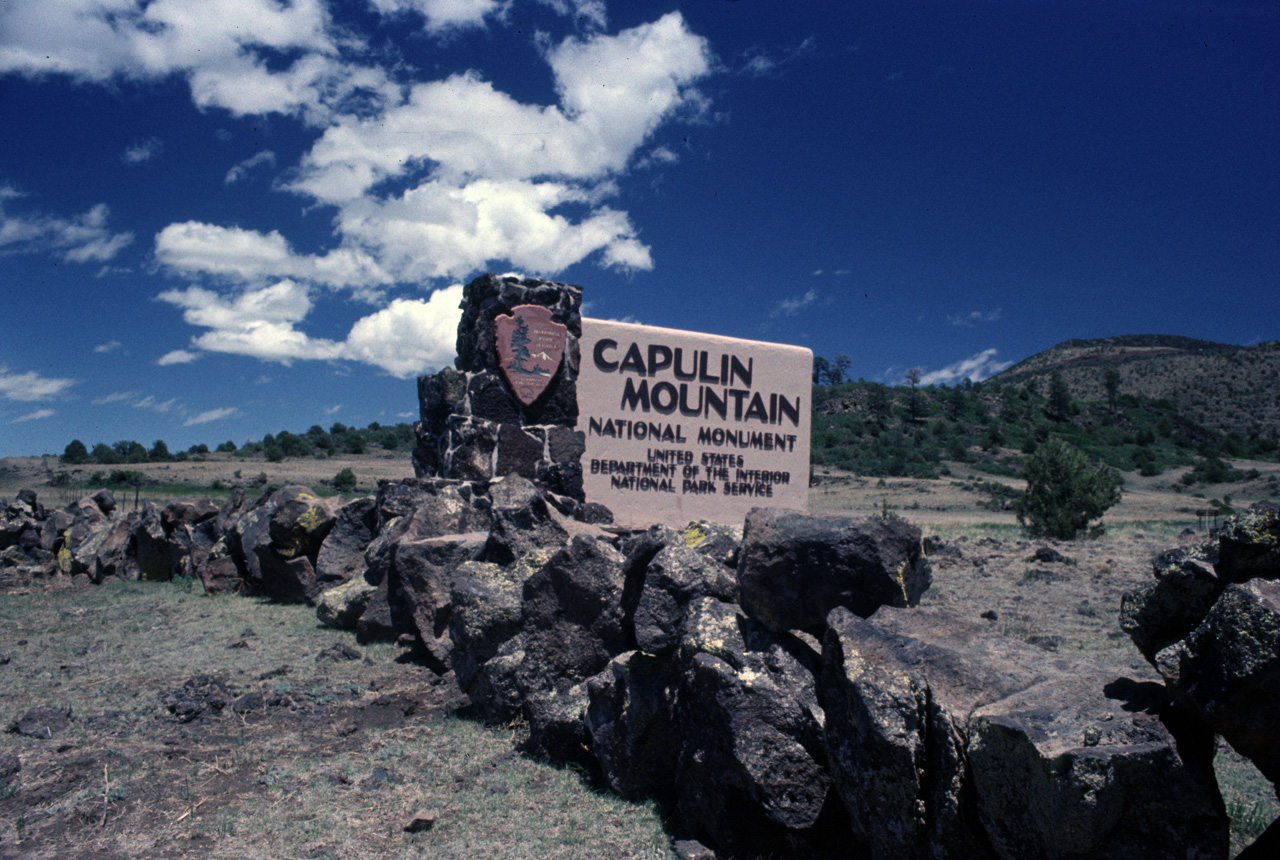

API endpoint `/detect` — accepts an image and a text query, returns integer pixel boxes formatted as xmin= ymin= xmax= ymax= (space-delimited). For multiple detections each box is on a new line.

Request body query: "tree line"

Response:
xmin=60 ymin=422 xmax=418 ymax=466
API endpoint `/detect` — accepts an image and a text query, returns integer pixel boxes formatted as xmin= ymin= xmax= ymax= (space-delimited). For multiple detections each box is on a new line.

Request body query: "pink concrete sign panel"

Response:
xmin=496 ymin=304 xmax=567 ymax=405
xmin=577 ymin=318 xmax=812 ymax=528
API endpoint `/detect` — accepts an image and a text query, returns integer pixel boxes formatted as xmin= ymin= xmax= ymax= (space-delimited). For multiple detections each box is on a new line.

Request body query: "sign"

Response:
xmin=496 ymin=304 xmax=567 ymax=405
xmin=577 ymin=318 xmax=811 ymax=528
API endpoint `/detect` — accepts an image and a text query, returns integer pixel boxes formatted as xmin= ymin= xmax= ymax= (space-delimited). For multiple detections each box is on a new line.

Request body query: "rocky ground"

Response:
xmin=2 ymin=457 xmax=1277 ymax=858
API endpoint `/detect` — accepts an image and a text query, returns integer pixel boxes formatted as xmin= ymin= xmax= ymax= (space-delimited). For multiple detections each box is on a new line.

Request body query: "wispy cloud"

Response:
xmin=93 ymin=340 xmax=123 ymax=354
xmin=0 ymin=196 xmax=133 ymax=263
xmin=91 ymin=391 xmax=138 ymax=405
xmin=918 ymin=349 xmax=1012 ymax=386
xmin=122 ymin=137 xmax=163 ymax=164
xmin=133 ymin=395 xmax=176 ymax=413
xmin=948 ymin=308 xmax=1003 ymax=327
xmin=8 ymin=408 xmax=55 ymax=423
xmin=184 ymin=407 xmax=240 ymax=427
xmin=157 ymin=349 xmax=199 ymax=366
xmin=224 ymin=150 xmax=277 ymax=184
xmin=0 ymin=367 xmax=76 ymax=401
xmin=771 ymin=288 xmax=818 ymax=318
xmin=740 ymin=36 xmax=816 ymax=78
xmin=325 ymin=404 xmax=343 ymax=415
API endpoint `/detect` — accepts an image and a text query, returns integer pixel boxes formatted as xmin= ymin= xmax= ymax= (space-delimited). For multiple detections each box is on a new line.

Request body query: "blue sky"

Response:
xmin=1 ymin=0 xmax=1277 ymax=457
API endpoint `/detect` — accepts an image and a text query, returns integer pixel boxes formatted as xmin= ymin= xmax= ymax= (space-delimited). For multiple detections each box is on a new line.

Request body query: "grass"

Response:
xmin=1218 ymin=743 xmax=1280 ymax=857
xmin=0 ymin=578 xmax=677 ymax=859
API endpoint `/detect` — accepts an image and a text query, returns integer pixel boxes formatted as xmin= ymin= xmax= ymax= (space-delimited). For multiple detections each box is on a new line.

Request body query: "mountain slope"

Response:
xmin=989 ymin=336 xmax=1280 ymax=439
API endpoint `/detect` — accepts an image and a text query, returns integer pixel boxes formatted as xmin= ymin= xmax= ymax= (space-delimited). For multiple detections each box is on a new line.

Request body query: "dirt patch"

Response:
xmin=0 ymin=660 xmax=457 ymax=859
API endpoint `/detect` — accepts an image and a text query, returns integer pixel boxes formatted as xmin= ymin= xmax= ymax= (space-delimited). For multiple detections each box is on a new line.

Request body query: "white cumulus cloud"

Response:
xmin=344 ymin=286 xmax=464 ymax=377
xmin=154 ymin=222 xmax=393 ymax=294
xmin=159 ymin=281 xmax=464 ymax=377
xmin=366 ymin=0 xmax=510 ymax=33
xmin=0 ymin=0 xmax=402 ymax=123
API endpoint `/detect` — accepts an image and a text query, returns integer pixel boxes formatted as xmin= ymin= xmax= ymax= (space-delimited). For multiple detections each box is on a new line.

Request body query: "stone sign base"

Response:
xmin=412 ymin=274 xmax=587 ymax=511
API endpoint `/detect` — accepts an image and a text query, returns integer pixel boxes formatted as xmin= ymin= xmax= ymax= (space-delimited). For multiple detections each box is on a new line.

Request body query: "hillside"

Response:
xmin=811 ymin=335 xmax=1280 ymax=495
xmin=989 ymin=336 xmax=1280 ymax=440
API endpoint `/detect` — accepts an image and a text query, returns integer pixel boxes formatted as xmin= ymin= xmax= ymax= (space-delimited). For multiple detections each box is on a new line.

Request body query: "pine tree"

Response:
xmin=509 ymin=317 xmax=532 ymax=373
xmin=1047 ymin=371 xmax=1072 ymax=421
xmin=1014 ymin=437 xmax=1121 ymax=539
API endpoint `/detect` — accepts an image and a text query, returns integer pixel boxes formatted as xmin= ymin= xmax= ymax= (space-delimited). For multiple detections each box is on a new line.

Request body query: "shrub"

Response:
xmin=1014 ymin=437 xmax=1121 ymax=540
xmin=332 ymin=468 xmax=357 ymax=493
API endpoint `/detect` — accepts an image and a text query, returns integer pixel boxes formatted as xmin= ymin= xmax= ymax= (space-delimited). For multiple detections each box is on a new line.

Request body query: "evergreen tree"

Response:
xmin=812 ymin=356 xmax=830 ymax=385
xmin=1014 ymin=437 xmax=1121 ymax=539
xmin=509 ymin=317 xmax=532 ymax=372
xmin=866 ymin=384 xmax=892 ymax=425
xmin=830 ymin=354 xmax=851 ymax=385
xmin=1047 ymin=371 xmax=1072 ymax=421
xmin=1104 ymin=368 xmax=1121 ymax=414
xmin=904 ymin=367 xmax=922 ymax=421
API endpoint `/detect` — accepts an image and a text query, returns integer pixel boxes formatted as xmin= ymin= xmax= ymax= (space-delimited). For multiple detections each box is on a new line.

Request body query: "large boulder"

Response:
xmin=823 ymin=605 xmax=1227 ymax=860
xmin=518 ymin=535 xmax=628 ymax=760
xmin=195 ymin=538 xmax=242 ymax=595
xmin=350 ymin=483 xmax=491 ymax=643
xmin=672 ymin=596 xmax=838 ymax=857
xmin=316 ymin=575 xmax=377 ymax=630
xmin=633 ymin=544 xmax=737 ymax=657
xmin=586 ymin=650 xmax=680 ymax=801
xmin=394 ymin=531 xmax=487 ymax=669
xmin=314 ymin=496 xmax=378 ymax=590
xmin=353 ymin=519 xmax=416 ymax=644
xmin=449 ymin=558 xmax=533 ymax=714
xmin=1120 ymin=549 xmax=1224 ymax=663
xmin=1154 ymin=578 xmax=1280 ymax=789
xmin=737 ymin=508 xmax=931 ymax=635
xmin=89 ymin=515 xmax=139 ymax=582
xmin=1122 ymin=505 xmax=1280 ymax=802
xmin=519 ymin=535 xmax=629 ymax=686
xmin=224 ymin=487 xmax=279 ymax=587
xmin=256 ymin=488 xmax=338 ymax=602
xmin=133 ymin=502 xmax=172 ymax=581
xmin=449 ymin=552 xmax=551 ymax=721
xmin=160 ymin=499 xmax=218 ymax=533
xmin=968 ymin=673 xmax=1226 ymax=860
xmin=373 ymin=477 xmax=489 ymax=533
xmin=1215 ymin=505 xmax=1280 ymax=583
xmin=482 ymin=476 xmax=568 ymax=566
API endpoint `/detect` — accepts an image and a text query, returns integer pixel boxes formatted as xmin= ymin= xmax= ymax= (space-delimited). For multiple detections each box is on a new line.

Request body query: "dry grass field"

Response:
xmin=3 ymin=452 xmax=1278 ymax=857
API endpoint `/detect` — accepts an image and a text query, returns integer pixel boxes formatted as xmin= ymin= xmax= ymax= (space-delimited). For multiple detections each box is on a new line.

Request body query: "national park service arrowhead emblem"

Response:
xmin=495 ymin=304 xmax=566 ymax=405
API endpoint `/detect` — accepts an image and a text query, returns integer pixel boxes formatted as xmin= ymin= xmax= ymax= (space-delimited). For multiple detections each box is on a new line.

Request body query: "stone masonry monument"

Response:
xmin=413 ymin=273 xmax=812 ymax=527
